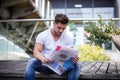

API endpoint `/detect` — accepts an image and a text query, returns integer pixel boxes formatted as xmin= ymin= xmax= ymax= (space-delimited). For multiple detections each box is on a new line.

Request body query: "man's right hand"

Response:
xmin=41 ymin=56 xmax=51 ymax=63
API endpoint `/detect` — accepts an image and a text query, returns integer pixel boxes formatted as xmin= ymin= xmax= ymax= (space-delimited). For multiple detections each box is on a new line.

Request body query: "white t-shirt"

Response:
xmin=36 ymin=29 xmax=73 ymax=57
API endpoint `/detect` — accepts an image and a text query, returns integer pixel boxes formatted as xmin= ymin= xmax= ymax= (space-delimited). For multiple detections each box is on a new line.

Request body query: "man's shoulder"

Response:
xmin=63 ymin=32 xmax=72 ymax=39
xmin=36 ymin=29 xmax=50 ymax=42
xmin=36 ymin=29 xmax=50 ymax=39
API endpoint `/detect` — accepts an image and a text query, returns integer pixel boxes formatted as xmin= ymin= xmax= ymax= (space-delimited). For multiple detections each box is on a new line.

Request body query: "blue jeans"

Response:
xmin=24 ymin=58 xmax=82 ymax=80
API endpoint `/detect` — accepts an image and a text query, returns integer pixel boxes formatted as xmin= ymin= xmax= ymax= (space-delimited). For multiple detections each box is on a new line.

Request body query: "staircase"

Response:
xmin=0 ymin=0 xmax=48 ymax=55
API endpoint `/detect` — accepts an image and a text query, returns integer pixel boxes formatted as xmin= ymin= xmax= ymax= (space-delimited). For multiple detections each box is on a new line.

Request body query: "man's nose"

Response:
xmin=59 ymin=29 xmax=64 ymax=32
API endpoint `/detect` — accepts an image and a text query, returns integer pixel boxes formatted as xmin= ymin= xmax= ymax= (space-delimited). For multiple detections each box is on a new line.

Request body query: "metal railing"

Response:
xmin=1 ymin=18 xmax=120 ymax=22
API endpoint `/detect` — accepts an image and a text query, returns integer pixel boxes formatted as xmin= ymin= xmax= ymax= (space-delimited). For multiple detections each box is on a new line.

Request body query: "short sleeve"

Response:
xmin=66 ymin=36 xmax=74 ymax=46
xmin=35 ymin=30 xmax=48 ymax=44
xmin=63 ymin=32 xmax=74 ymax=47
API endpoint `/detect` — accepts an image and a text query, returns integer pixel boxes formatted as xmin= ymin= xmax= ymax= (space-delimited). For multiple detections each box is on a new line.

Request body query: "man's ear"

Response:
xmin=53 ymin=22 xmax=56 ymax=26
xmin=53 ymin=21 xmax=56 ymax=24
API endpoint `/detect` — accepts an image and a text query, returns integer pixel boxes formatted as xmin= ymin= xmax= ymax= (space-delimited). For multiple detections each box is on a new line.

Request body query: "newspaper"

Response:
xmin=45 ymin=45 xmax=78 ymax=75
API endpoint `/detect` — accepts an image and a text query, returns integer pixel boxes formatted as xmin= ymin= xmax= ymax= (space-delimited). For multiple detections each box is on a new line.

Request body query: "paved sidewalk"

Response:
xmin=105 ymin=50 xmax=120 ymax=62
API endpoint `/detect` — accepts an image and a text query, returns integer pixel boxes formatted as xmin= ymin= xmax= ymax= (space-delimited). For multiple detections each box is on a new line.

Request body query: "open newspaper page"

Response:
xmin=44 ymin=45 xmax=78 ymax=75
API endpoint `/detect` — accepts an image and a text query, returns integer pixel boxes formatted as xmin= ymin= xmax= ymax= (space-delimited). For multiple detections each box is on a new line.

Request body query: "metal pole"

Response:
xmin=25 ymin=21 xmax=39 ymax=47
xmin=1 ymin=18 xmax=120 ymax=22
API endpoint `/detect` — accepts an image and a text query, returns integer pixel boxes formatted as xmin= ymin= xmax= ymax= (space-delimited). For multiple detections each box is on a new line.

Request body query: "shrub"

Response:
xmin=76 ymin=44 xmax=110 ymax=61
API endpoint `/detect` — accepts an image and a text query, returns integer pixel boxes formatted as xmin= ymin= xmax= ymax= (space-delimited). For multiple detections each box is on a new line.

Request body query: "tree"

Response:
xmin=84 ymin=15 xmax=120 ymax=46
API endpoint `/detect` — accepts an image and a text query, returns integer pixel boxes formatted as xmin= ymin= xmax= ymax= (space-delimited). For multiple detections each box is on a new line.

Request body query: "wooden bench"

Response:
xmin=0 ymin=60 xmax=120 ymax=80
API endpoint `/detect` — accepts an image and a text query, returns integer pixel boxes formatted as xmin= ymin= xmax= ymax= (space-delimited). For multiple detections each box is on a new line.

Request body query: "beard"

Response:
xmin=54 ymin=29 xmax=62 ymax=37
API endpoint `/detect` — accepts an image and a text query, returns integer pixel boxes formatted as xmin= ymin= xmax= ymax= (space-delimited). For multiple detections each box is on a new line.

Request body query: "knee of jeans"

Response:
xmin=28 ymin=58 xmax=38 ymax=66
xmin=76 ymin=62 xmax=82 ymax=69
xmin=28 ymin=58 xmax=42 ymax=67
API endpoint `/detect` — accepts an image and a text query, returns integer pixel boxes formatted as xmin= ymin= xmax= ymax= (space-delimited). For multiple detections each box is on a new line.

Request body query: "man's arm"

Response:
xmin=33 ymin=42 xmax=50 ymax=63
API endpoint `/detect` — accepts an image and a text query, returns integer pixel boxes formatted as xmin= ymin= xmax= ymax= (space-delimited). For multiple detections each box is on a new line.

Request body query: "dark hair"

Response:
xmin=54 ymin=14 xmax=69 ymax=24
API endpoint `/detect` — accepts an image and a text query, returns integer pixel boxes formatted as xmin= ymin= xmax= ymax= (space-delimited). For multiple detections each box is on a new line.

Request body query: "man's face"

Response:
xmin=54 ymin=22 xmax=67 ymax=36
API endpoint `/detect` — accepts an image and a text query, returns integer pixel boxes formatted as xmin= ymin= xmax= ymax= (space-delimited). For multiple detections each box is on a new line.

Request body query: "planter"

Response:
xmin=112 ymin=35 xmax=120 ymax=51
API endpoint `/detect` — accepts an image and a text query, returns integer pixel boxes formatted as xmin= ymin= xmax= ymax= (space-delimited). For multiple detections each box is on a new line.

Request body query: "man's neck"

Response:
xmin=51 ymin=28 xmax=61 ymax=41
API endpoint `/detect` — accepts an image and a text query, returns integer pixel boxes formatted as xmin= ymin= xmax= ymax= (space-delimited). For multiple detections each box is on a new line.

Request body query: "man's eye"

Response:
xmin=58 ymin=27 xmax=61 ymax=29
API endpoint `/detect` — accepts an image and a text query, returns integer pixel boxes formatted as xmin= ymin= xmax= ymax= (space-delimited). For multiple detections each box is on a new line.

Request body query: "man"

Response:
xmin=24 ymin=14 xmax=82 ymax=80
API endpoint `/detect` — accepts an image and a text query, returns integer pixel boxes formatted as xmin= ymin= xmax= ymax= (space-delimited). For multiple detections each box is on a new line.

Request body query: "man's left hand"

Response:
xmin=72 ymin=56 xmax=79 ymax=63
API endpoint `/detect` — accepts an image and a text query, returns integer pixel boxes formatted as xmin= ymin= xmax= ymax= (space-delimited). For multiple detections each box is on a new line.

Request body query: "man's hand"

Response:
xmin=41 ymin=56 xmax=51 ymax=63
xmin=72 ymin=56 xmax=79 ymax=63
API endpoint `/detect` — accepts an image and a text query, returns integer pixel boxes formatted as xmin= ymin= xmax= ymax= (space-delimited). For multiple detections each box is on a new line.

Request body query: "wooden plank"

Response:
xmin=80 ymin=74 xmax=120 ymax=79
xmin=86 ymin=62 xmax=103 ymax=74
xmin=0 ymin=61 xmax=27 ymax=73
xmin=107 ymin=61 xmax=117 ymax=74
xmin=116 ymin=62 xmax=120 ymax=74
xmin=81 ymin=62 xmax=96 ymax=74
xmin=96 ymin=62 xmax=109 ymax=74
xmin=0 ymin=64 xmax=26 ymax=73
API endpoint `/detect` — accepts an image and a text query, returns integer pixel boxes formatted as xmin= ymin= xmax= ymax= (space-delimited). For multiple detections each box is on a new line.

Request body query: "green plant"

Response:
xmin=76 ymin=44 xmax=110 ymax=61
xmin=84 ymin=15 xmax=120 ymax=46
xmin=68 ymin=23 xmax=77 ymax=31
xmin=68 ymin=23 xmax=77 ymax=45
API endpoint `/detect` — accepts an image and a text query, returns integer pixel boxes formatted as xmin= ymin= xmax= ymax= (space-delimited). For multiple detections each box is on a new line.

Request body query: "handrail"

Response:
xmin=25 ymin=21 xmax=39 ymax=48
xmin=0 ymin=18 xmax=120 ymax=22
